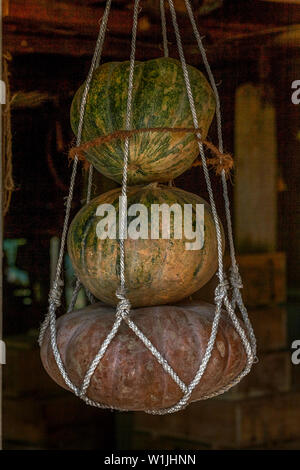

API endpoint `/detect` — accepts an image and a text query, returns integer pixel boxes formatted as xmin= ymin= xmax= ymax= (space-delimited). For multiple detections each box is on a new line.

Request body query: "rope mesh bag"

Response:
xmin=39 ymin=0 xmax=257 ymax=414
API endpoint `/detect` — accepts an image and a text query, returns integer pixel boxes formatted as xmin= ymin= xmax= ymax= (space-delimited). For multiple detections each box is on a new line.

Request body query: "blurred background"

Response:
xmin=1 ymin=0 xmax=300 ymax=450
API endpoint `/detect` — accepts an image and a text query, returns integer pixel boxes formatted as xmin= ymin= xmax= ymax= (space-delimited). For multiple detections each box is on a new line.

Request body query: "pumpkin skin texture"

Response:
xmin=70 ymin=57 xmax=215 ymax=185
xmin=67 ymin=184 xmax=224 ymax=308
xmin=40 ymin=301 xmax=247 ymax=411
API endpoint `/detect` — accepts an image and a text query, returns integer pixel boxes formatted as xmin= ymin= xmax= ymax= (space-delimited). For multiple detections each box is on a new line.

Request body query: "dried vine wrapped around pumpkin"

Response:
xmin=69 ymin=126 xmax=234 ymax=177
xmin=67 ymin=184 xmax=225 ymax=308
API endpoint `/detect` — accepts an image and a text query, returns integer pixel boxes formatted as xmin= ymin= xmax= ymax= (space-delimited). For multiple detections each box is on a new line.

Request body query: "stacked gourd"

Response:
xmin=41 ymin=58 xmax=247 ymax=411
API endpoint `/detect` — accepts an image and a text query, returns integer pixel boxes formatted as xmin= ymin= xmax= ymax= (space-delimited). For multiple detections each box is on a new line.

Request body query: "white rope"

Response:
xmin=160 ymin=0 xmax=175 ymax=188
xmin=183 ymin=0 xmax=257 ymax=358
xmin=84 ymin=286 xmax=96 ymax=304
xmin=86 ymin=164 xmax=94 ymax=205
xmin=39 ymin=1 xmax=112 ymax=343
xmin=125 ymin=316 xmax=187 ymax=394
xmin=147 ymin=302 xmax=222 ymax=414
xmin=197 ymin=296 xmax=256 ymax=401
xmin=160 ymin=0 xmax=169 ymax=57
xmin=67 ymin=164 xmax=96 ymax=312
xmin=39 ymin=0 xmax=256 ymax=414
xmin=66 ymin=4 xmax=107 ymax=310
xmin=77 ymin=0 xmax=222 ymax=413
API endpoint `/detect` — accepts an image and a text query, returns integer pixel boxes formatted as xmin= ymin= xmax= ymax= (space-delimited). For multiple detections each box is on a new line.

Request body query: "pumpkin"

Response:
xmin=70 ymin=57 xmax=215 ymax=185
xmin=40 ymin=301 xmax=247 ymax=411
xmin=67 ymin=184 xmax=224 ymax=308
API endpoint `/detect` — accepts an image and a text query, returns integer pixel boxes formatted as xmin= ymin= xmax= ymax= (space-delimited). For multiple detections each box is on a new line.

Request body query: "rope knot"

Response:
xmin=230 ymin=265 xmax=243 ymax=290
xmin=115 ymin=288 xmax=131 ymax=320
xmin=85 ymin=288 xmax=96 ymax=304
xmin=214 ymin=277 xmax=229 ymax=304
xmin=49 ymin=278 xmax=64 ymax=309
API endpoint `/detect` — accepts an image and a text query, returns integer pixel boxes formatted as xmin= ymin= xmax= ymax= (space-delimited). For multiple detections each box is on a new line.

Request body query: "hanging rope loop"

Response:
xmin=214 ymin=277 xmax=229 ymax=304
xmin=114 ymin=0 xmax=140 ymax=323
xmin=85 ymin=287 xmax=96 ymax=304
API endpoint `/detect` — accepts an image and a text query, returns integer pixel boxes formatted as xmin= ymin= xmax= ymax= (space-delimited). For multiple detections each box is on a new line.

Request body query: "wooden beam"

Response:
xmin=2 ymin=0 xmax=152 ymax=36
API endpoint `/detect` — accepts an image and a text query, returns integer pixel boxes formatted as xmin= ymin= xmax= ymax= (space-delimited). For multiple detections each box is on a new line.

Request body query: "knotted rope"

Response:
xmin=38 ymin=278 xmax=63 ymax=344
xmin=68 ymin=127 xmax=234 ymax=177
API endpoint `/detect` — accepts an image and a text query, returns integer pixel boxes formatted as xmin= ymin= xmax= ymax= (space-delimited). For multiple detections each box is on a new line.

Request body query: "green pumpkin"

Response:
xmin=68 ymin=184 xmax=224 ymax=308
xmin=70 ymin=57 xmax=215 ymax=185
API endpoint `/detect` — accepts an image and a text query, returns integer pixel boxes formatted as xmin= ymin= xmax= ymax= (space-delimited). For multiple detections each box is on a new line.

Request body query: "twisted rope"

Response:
xmin=38 ymin=0 xmax=112 ymax=352
xmin=77 ymin=0 xmax=141 ymax=395
xmin=184 ymin=0 xmax=257 ymax=359
xmin=69 ymin=127 xmax=234 ymax=177
xmin=69 ymin=128 xmax=234 ymax=175
xmin=2 ymin=53 xmax=15 ymax=216
xmin=118 ymin=0 xmax=140 ymax=301
xmin=149 ymin=0 xmax=255 ymax=412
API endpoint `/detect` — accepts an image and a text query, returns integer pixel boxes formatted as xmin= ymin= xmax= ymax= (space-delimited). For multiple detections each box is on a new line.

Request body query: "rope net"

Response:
xmin=39 ymin=0 xmax=257 ymax=415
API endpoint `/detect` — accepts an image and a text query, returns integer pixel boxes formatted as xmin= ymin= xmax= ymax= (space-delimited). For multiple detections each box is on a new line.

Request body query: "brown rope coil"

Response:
xmin=69 ymin=127 xmax=233 ymax=176
xmin=2 ymin=52 xmax=15 ymax=216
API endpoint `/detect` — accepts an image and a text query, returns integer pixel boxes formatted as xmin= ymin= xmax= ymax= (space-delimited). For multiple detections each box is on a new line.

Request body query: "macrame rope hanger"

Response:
xmin=39 ymin=0 xmax=257 ymax=415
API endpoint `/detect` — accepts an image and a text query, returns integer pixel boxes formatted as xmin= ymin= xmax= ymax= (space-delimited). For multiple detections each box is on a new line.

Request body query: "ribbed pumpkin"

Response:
xmin=70 ymin=57 xmax=215 ymax=185
xmin=40 ymin=301 xmax=247 ymax=411
xmin=68 ymin=184 xmax=224 ymax=308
